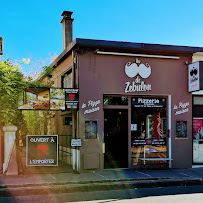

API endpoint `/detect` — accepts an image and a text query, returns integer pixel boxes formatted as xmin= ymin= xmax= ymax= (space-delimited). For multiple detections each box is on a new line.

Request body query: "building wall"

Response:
xmin=78 ymin=52 xmax=193 ymax=169
xmin=40 ymin=53 xmax=74 ymax=166
xmin=41 ymin=54 xmax=73 ymax=88
xmin=193 ymin=52 xmax=203 ymax=63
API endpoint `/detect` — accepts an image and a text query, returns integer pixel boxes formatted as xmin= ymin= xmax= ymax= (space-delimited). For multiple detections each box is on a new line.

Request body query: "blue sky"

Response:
xmin=1 ymin=0 xmax=203 ymax=72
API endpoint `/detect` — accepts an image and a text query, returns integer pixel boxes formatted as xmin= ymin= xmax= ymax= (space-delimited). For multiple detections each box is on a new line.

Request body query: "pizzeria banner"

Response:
xmin=18 ymin=87 xmax=79 ymax=111
xmin=132 ymin=97 xmax=166 ymax=108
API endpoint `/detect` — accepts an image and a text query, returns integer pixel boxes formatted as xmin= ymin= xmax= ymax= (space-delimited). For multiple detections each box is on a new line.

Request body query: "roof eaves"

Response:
xmin=49 ymin=38 xmax=203 ymax=71
xmin=74 ymin=38 xmax=203 ymax=53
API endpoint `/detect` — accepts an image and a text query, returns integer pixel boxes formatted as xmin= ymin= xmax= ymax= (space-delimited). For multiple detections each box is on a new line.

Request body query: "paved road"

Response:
xmin=2 ymin=185 xmax=203 ymax=203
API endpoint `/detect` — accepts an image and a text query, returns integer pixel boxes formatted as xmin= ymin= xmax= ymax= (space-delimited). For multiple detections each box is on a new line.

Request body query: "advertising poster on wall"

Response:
xmin=18 ymin=88 xmax=50 ymax=110
xmin=50 ymin=88 xmax=65 ymax=110
xmin=193 ymin=118 xmax=203 ymax=164
xmin=176 ymin=120 xmax=187 ymax=138
xmin=18 ymin=88 xmax=79 ymax=111
xmin=85 ymin=121 xmax=97 ymax=139
xmin=65 ymin=89 xmax=79 ymax=110
xmin=26 ymin=135 xmax=58 ymax=166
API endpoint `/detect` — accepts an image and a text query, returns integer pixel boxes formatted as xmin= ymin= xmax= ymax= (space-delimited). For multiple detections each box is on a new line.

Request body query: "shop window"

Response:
xmin=131 ymin=97 xmax=167 ymax=167
xmin=61 ymin=70 xmax=72 ymax=88
xmin=193 ymin=96 xmax=203 ymax=105
xmin=193 ymin=96 xmax=203 ymax=164
xmin=103 ymin=96 xmax=128 ymax=105
xmin=193 ymin=118 xmax=203 ymax=164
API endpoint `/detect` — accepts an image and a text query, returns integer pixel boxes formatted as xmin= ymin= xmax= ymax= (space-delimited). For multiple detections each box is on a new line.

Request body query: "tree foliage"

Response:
xmin=0 ymin=59 xmax=48 ymax=126
xmin=0 ymin=60 xmax=26 ymax=126
xmin=22 ymin=111 xmax=49 ymax=135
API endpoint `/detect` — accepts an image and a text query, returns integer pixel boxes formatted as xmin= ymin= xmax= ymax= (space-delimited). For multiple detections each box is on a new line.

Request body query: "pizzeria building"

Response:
xmin=40 ymin=11 xmax=203 ymax=171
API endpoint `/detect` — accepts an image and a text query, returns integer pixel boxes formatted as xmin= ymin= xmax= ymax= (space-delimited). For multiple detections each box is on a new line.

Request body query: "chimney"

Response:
xmin=0 ymin=37 xmax=3 ymax=62
xmin=61 ymin=11 xmax=74 ymax=50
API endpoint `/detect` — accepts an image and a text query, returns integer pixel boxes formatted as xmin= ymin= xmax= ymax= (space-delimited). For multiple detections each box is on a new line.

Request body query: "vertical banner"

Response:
xmin=26 ymin=135 xmax=58 ymax=166
xmin=188 ymin=62 xmax=200 ymax=92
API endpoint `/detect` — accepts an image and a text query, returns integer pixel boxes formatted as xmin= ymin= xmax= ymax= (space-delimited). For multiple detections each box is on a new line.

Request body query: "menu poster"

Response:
xmin=176 ymin=120 xmax=187 ymax=138
xmin=65 ymin=89 xmax=79 ymax=111
xmin=85 ymin=121 xmax=97 ymax=139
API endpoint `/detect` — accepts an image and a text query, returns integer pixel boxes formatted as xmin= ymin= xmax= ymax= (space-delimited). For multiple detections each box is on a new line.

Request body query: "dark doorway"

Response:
xmin=104 ymin=109 xmax=128 ymax=168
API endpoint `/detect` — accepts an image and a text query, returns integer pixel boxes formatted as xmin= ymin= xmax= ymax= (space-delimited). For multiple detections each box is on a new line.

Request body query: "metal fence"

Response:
xmin=58 ymin=135 xmax=72 ymax=165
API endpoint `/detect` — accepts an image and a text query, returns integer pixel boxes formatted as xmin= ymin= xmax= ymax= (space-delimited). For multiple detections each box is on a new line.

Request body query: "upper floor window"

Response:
xmin=62 ymin=70 xmax=72 ymax=88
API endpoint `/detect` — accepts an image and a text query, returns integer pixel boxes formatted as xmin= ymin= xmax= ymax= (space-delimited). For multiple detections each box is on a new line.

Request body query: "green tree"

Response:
xmin=0 ymin=59 xmax=47 ymax=127
xmin=0 ymin=60 xmax=26 ymax=126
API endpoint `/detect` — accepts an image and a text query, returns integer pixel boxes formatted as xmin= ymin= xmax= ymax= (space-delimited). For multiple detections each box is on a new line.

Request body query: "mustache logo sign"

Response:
xmin=125 ymin=62 xmax=151 ymax=79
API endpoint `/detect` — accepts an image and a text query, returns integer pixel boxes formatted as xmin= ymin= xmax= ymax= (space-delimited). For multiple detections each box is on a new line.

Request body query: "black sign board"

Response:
xmin=132 ymin=97 xmax=166 ymax=108
xmin=176 ymin=120 xmax=187 ymax=138
xmin=85 ymin=121 xmax=97 ymax=139
xmin=26 ymin=135 xmax=58 ymax=166
xmin=132 ymin=138 xmax=166 ymax=146
xmin=65 ymin=89 xmax=79 ymax=111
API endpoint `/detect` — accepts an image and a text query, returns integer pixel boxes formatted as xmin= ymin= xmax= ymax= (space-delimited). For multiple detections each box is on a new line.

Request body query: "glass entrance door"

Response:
xmin=104 ymin=109 xmax=128 ymax=169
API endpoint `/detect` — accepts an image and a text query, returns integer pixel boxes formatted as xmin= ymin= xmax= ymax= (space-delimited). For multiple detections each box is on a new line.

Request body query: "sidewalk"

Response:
xmin=1 ymin=167 xmax=203 ymax=196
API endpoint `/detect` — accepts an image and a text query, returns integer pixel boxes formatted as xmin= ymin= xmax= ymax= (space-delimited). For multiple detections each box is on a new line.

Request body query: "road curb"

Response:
xmin=0 ymin=178 xmax=202 ymax=197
